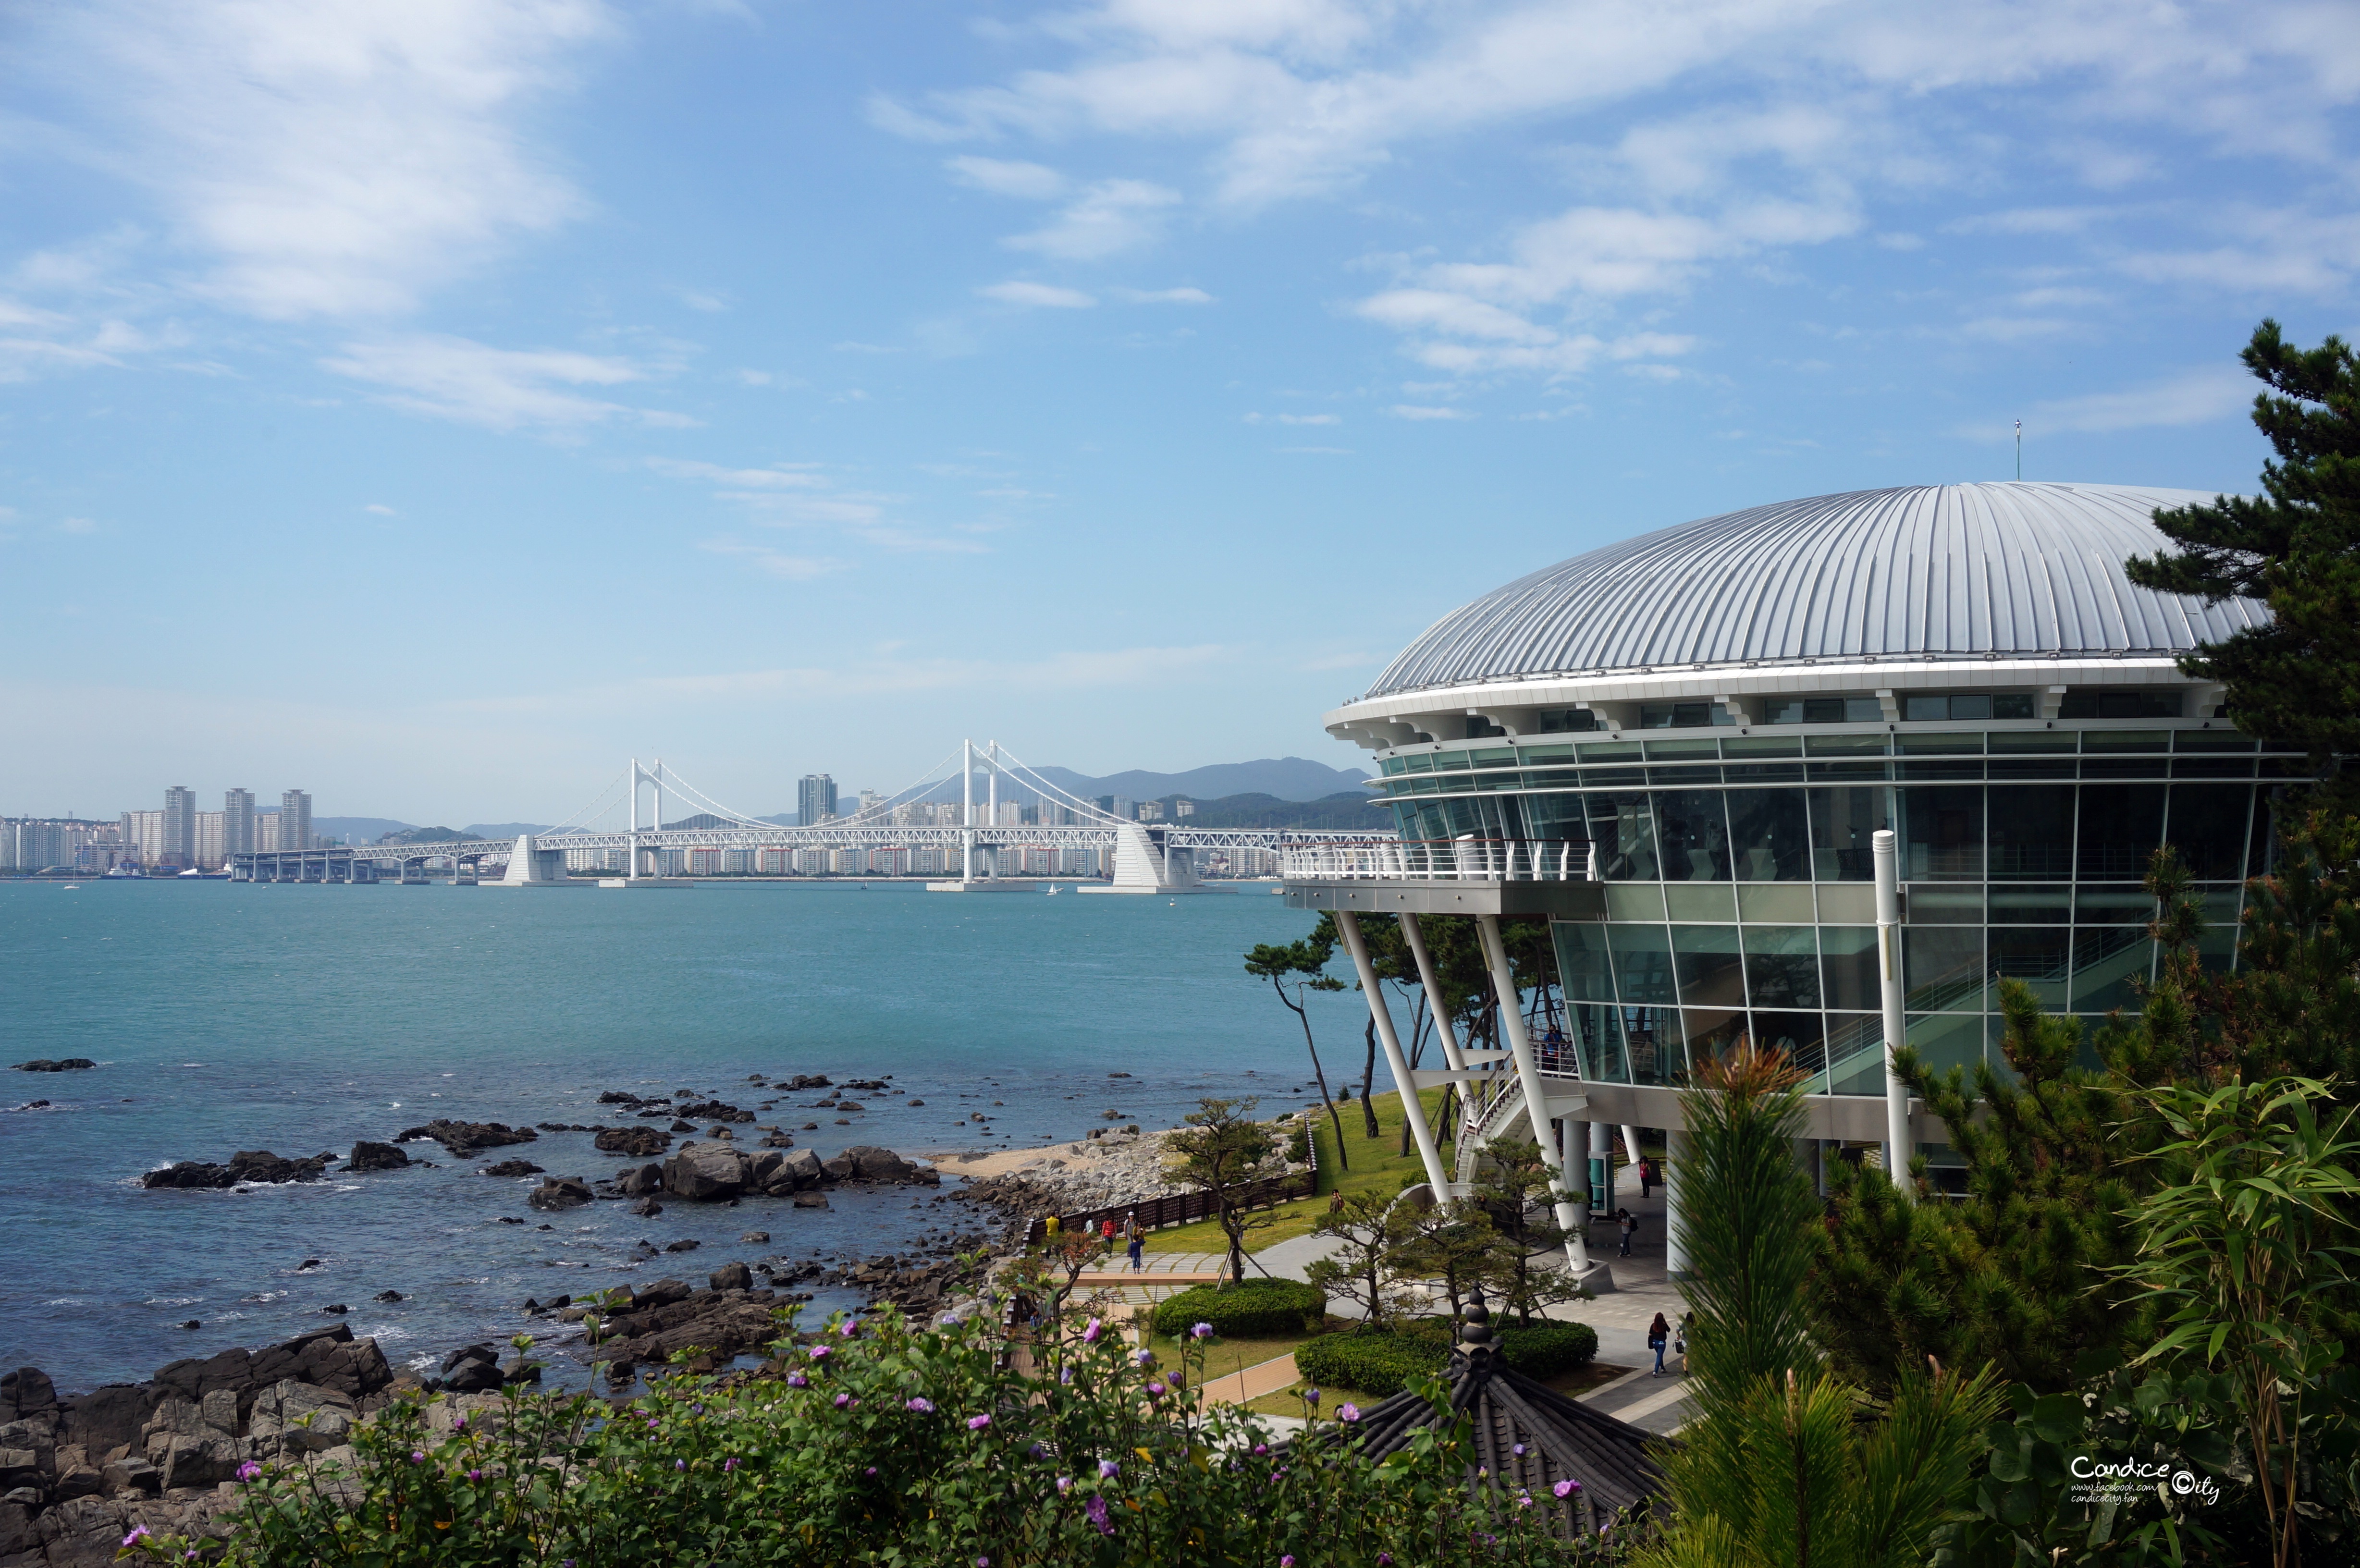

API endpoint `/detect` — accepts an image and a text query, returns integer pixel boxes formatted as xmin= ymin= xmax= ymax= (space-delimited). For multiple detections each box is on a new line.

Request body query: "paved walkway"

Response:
xmin=1194 ymin=1351 xmax=1300 ymax=1408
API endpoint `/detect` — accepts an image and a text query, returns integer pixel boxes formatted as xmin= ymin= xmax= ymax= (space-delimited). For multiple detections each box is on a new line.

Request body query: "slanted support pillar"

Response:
xmin=1476 ymin=913 xmax=1588 ymax=1273
xmin=1664 ymin=1127 xmax=1692 ymax=1280
xmin=1873 ymin=827 xmax=1913 ymax=1196
xmin=1399 ymin=912 xmax=1471 ymax=1160
xmin=1335 ymin=910 xmax=1450 ymax=1199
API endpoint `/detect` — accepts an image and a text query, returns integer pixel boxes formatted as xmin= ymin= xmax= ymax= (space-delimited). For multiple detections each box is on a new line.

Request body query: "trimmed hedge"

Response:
xmin=1294 ymin=1319 xmax=1600 ymax=1398
xmin=1151 ymin=1278 xmax=1326 ymax=1340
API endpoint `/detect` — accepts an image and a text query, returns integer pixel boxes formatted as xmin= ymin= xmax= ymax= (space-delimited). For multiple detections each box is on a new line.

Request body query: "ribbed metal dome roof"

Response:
xmin=1364 ymin=482 xmax=2265 ymax=699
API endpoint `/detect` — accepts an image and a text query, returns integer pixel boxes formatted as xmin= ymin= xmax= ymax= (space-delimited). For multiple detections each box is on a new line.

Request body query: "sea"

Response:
xmin=0 ymin=878 xmax=1364 ymax=1394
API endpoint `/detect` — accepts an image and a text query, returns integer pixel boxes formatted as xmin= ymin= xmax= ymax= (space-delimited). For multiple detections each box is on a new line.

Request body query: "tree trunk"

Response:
xmin=1360 ymin=1017 xmax=1381 ymax=1139
xmin=1281 ymin=981 xmax=1349 ymax=1173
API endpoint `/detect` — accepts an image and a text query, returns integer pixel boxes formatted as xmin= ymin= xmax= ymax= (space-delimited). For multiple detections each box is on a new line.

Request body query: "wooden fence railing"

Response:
xmin=1022 ymin=1124 xmax=1319 ymax=1248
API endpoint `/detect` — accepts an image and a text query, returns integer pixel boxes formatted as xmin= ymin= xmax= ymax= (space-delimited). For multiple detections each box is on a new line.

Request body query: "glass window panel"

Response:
xmin=1671 ymin=924 xmax=1747 ymax=1008
xmin=1517 ymin=790 xmax=1589 ymax=843
xmin=1991 ymin=694 xmax=2035 ymax=719
xmin=1584 ymin=791 xmax=1660 ymax=881
xmin=1721 ymin=736 xmax=1802 ymax=758
xmin=1900 ymin=785 xmax=1986 ymax=880
xmin=1568 ymin=1003 xmax=1630 ymax=1084
xmin=1897 ymin=733 xmax=1985 ymax=754
xmin=2174 ymin=731 xmax=2258 ymax=752
xmin=1644 ymin=739 xmax=1720 ymax=760
xmin=1520 ymin=744 xmax=1577 ymax=761
xmin=1990 ymin=927 xmax=2070 ymax=1008
xmin=1815 ymin=883 xmax=1877 ymax=922
xmin=1750 ymin=1009 xmax=1827 ymax=1072
xmin=1991 ymin=730 xmax=2077 ymax=753
xmin=1806 ymin=733 xmax=1889 ymax=755
xmin=1576 ymin=741 xmax=1641 ymax=761
xmin=1904 ymin=694 xmax=1946 ymax=721
xmin=1908 ymin=885 xmax=1983 ymax=924
xmin=1738 ymin=883 xmax=1816 ymax=923
xmin=1807 ymin=785 xmax=1890 ymax=881
xmin=2081 ymin=728 xmax=2172 ymax=752
xmin=2249 ymin=791 xmax=2276 ymax=877
xmin=1606 ymin=924 xmax=1677 ymax=1006
xmin=2075 ymin=885 xmax=2152 ymax=923
xmin=2071 ymin=928 xmax=2155 ymax=1011
xmin=1947 ymin=694 xmax=1994 ymax=721
xmin=1664 ymin=882 xmax=1738 ymax=921
xmin=1905 ymin=1011 xmax=1987 ymax=1077
xmin=1551 ymin=922 xmax=1616 ymax=1003
xmin=2165 ymin=781 xmax=2255 ymax=880
xmin=1988 ymin=784 xmax=2076 ymax=880
xmin=2196 ymin=921 xmax=2238 ymax=975
xmin=1655 ymin=790 xmax=1732 ymax=881
xmin=1675 ymin=1009 xmax=1745 ymax=1076
xmin=1742 ymin=925 xmax=1822 ymax=1008
xmin=1827 ymin=1013 xmax=1889 ymax=1094
xmin=1726 ymin=788 xmax=1811 ymax=881
xmin=1431 ymin=750 xmax=1472 ymax=772
xmin=1818 ymin=926 xmax=1881 ymax=1011
xmin=1622 ymin=1007 xmax=1681 ymax=1085
xmin=1904 ymin=927 xmax=1984 ymax=1012
xmin=1604 ymin=883 xmax=1666 ymax=921
xmin=1990 ymin=884 xmax=2073 ymax=923
xmin=1401 ymin=753 xmax=1435 ymax=772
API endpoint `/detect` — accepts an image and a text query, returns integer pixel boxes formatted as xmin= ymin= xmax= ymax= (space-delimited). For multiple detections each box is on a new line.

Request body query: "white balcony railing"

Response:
xmin=1278 ymin=836 xmax=1596 ymax=882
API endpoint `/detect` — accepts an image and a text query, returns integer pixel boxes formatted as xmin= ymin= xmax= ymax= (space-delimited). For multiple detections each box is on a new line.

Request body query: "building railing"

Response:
xmin=1279 ymin=836 xmax=1596 ymax=882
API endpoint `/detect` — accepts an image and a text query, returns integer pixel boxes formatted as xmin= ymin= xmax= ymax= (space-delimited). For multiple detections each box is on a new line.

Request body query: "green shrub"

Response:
xmin=1151 ymin=1277 xmax=1325 ymax=1339
xmin=1294 ymin=1331 xmax=1449 ymax=1397
xmin=1302 ymin=1320 xmax=1599 ymax=1397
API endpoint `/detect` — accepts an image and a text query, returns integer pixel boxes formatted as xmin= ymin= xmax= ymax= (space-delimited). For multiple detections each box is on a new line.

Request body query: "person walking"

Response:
xmin=1124 ymin=1210 xmax=1144 ymax=1274
xmin=1615 ymin=1207 xmax=1635 ymax=1257
xmin=1647 ymin=1312 xmax=1671 ymax=1376
xmin=1638 ymin=1157 xmax=1654 ymax=1199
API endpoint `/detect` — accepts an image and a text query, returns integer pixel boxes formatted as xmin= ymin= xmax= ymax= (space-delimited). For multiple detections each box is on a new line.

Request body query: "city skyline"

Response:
xmin=4 ymin=1 xmax=2352 ymax=822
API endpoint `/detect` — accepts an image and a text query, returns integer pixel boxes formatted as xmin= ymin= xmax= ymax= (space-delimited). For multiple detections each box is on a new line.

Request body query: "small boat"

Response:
xmin=61 ymin=884 xmax=79 ymax=891
xmin=1044 ymin=884 xmax=1061 ymax=895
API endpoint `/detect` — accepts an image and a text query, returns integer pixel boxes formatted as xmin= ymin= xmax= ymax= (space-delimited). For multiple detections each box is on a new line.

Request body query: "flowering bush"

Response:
xmin=118 ymin=1310 xmax=1635 ymax=1567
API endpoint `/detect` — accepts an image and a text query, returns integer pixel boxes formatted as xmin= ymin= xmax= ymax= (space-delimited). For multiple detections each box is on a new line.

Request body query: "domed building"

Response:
xmin=1286 ymin=482 xmax=2290 ymax=1279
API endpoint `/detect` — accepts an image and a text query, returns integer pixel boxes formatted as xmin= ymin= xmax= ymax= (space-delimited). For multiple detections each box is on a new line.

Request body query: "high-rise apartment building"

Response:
xmin=857 ymin=788 xmax=884 ymax=819
xmin=161 ymin=786 xmax=197 ymax=869
xmin=195 ymin=812 xmax=225 ymax=870
xmin=797 ymin=774 xmax=837 ymax=826
xmin=281 ymin=790 xmax=312 ymax=851
xmin=224 ymin=790 xmax=256 ymax=858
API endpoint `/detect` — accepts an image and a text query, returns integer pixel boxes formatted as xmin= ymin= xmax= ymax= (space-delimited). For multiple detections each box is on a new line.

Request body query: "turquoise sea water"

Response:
xmin=0 ymin=879 xmax=1358 ymax=1392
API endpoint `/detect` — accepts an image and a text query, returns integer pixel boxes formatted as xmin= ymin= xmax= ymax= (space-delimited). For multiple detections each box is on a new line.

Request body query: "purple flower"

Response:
xmin=1168 ymin=1371 xmax=1185 ymax=1389
xmin=1302 ymin=1387 xmax=1320 ymax=1406
xmin=1281 ymin=1557 xmax=1296 ymax=1567
xmin=1338 ymin=1403 xmax=1361 ymax=1423
xmin=675 ymin=1459 xmax=686 ymax=1471
xmin=453 ymin=1414 xmax=467 ymax=1430
xmin=1099 ymin=1458 xmax=1119 ymax=1479
xmin=977 ymin=1559 xmax=989 ymax=1567
xmin=808 ymin=1344 xmax=832 ymax=1361
xmin=907 ymin=1397 xmax=936 ymax=1414
xmin=467 ymin=1469 xmax=483 ymax=1482
xmin=1553 ymin=1479 xmax=1580 ymax=1498
xmin=235 ymin=1460 xmax=262 ymax=1482
xmin=1133 ymin=1348 xmax=1155 ymax=1369
xmin=838 ymin=1321 xmax=860 ymax=1338
xmin=966 ymin=1413 xmax=991 ymax=1430
xmin=834 ymin=1393 xmax=851 ymax=1409
xmin=1516 ymin=1493 xmax=1534 ymax=1509
xmin=1086 ymin=1494 xmax=1115 ymax=1537
xmin=1056 ymin=1475 xmax=1073 ymax=1494
xmin=1513 ymin=1443 xmax=1526 ymax=1456
xmin=1146 ymin=1383 xmax=1166 ymax=1397
xmin=1027 ymin=1442 xmax=1047 ymax=1459
xmin=1253 ymin=1444 xmax=1268 ymax=1457
xmin=1379 ymin=1556 xmax=1395 ymax=1566
xmin=1192 ymin=1322 xmax=1215 ymax=1339
xmin=410 ymin=1450 xmax=427 ymax=1464
xmin=724 ymin=1457 xmax=740 ymax=1473
xmin=866 ymin=1466 xmax=877 ymax=1477
xmin=1082 ymin=1317 xmax=1103 ymax=1343
xmin=787 ymin=1372 xmax=809 ymax=1388
xmin=122 ymin=1526 xmax=150 ymax=1548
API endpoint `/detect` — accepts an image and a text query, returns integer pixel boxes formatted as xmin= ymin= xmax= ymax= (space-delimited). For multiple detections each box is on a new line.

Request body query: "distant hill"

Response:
xmin=1163 ymin=791 xmax=1389 ymax=831
xmin=315 ymin=816 xmax=416 ymax=843
xmin=462 ymin=822 xmax=553 ymax=839
xmin=377 ymin=825 xmax=480 ymax=845
xmin=1038 ymin=757 xmax=1370 ymax=803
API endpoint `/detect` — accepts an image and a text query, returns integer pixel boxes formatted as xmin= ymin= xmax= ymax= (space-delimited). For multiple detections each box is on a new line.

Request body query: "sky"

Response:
xmin=2 ymin=0 xmax=2355 ymax=824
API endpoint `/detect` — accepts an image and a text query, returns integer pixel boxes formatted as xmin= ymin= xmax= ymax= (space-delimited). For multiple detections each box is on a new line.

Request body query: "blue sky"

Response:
xmin=3 ymin=0 xmax=2354 ymax=823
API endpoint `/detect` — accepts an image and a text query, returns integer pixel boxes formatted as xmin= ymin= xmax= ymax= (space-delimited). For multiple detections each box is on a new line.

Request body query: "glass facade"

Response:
xmin=1377 ymin=725 xmax=2294 ymax=1094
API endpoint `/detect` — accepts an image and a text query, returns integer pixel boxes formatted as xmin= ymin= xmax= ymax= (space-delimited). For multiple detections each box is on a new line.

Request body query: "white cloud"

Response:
xmin=977 ymin=281 xmax=1099 ymax=309
xmin=2029 ymin=368 xmax=2255 ymax=435
xmin=363 ymin=502 xmax=398 ymax=515
xmin=946 ymin=156 xmax=1068 ymax=200
xmin=322 ymin=334 xmax=663 ymax=430
xmin=669 ymin=287 xmax=730 ymax=312
xmin=1005 ymin=179 xmax=1181 ymax=260
xmin=1110 ymin=286 xmax=1215 ymax=304
xmin=1388 ymin=404 xmax=1473 ymax=421
xmin=697 ymin=539 xmax=845 ymax=581
xmin=1244 ymin=411 xmax=1339 ymax=425
xmin=27 ymin=0 xmax=612 ymax=319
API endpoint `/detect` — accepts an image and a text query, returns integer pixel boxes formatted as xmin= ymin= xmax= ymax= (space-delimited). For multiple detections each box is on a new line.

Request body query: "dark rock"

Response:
xmin=142 ymin=1148 xmax=332 ymax=1189
xmin=675 ymin=1099 xmax=756 ymax=1125
xmin=499 ymin=1358 xmax=543 ymax=1386
xmin=836 ymin=1101 xmax=866 ymax=1113
xmin=616 ymin=1162 xmax=664 ymax=1196
xmin=177 ymin=1320 xmax=201 ymax=1331
xmin=0 ymin=1369 xmax=55 ymax=1419
xmin=821 ymin=1152 xmax=855 ymax=1181
xmin=393 ymin=1119 xmax=538 ymax=1157
xmin=100 ymin=1457 xmax=159 ymax=1498
xmin=298 ymin=1259 xmax=323 ymax=1271
xmin=440 ymin=1346 xmax=502 ymax=1393
xmin=668 ymin=1118 xmax=695 ymax=1133
xmin=664 ymin=1239 xmax=700 ymax=1253
xmin=344 ymin=1140 xmax=410 ymax=1172
xmin=11 ymin=1059 xmax=95 ymax=1072
xmin=527 ymin=1176 xmax=592 ymax=1211
xmin=64 ymin=1385 xmax=148 ymax=1458
xmin=594 ymin=1126 xmax=670 ymax=1158
xmin=320 ymin=1304 xmax=348 ymax=1315
xmin=907 ymin=1098 xmax=925 ymax=1106
xmin=709 ymin=1261 xmax=752 ymax=1291
xmin=480 ymin=1159 xmax=545 ymax=1178
xmin=631 ymin=1279 xmax=691 ymax=1309
xmin=534 ymin=1122 xmax=571 ymax=1132
xmin=597 ymin=1090 xmax=643 ymax=1104
xmin=739 ymin=1230 xmax=769 ymax=1244
xmin=628 ymin=1197 xmax=663 ymax=1217
xmin=374 ymin=1290 xmax=404 ymax=1302
xmin=780 ymin=1074 xmax=831 ymax=1090
xmin=792 ymin=1191 xmax=830 ymax=1209
xmin=496 ymin=1215 xmax=524 ymax=1225
xmin=662 ymin=1141 xmax=750 ymax=1201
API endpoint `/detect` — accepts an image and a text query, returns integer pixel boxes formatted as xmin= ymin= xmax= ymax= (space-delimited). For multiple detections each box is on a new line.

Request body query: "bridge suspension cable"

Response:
xmin=538 ymin=768 xmax=631 ymax=838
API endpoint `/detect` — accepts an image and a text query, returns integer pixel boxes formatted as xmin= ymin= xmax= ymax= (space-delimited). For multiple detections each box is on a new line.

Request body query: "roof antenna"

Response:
xmin=2015 ymin=418 xmax=2022 ymax=482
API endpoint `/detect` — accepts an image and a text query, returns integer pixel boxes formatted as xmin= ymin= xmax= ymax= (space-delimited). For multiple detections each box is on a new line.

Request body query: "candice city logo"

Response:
xmin=2069 ymin=1454 xmax=2221 ymax=1507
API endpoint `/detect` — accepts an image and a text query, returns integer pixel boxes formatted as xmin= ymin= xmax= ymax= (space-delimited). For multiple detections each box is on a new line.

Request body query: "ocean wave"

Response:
xmin=145 ymin=1296 xmax=204 ymax=1307
xmin=44 ymin=1298 xmax=89 ymax=1306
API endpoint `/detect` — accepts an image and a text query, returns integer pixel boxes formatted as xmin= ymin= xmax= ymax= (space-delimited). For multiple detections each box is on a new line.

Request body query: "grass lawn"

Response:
xmin=1143 ymin=1088 xmax=1453 ymax=1257
xmin=1239 ymin=1350 xmax=1639 ymax=1418
xmin=1146 ymin=1330 xmax=1318 ymax=1385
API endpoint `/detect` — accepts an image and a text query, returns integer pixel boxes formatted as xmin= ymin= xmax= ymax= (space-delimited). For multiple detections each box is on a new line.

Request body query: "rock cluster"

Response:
xmin=140 ymin=1151 xmax=334 ymax=1190
xmin=956 ymin=1129 xmax=1194 ymax=1216
xmin=660 ymin=1141 xmax=936 ymax=1204
xmin=393 ymin=1120 xmax=537 ymax=1157
xmin=342 ymin=1141 xmax=409 ymax=1173
xmin=592 ymin=1126 xmax=671 ymax=1158
xmin=9 ymin=1060 xmax=94 ymax=1073
xmin=0 ymin=1323 xmax=396 ymax=1566
xmin=571 ymin=1277 xmax=788 ymax=1380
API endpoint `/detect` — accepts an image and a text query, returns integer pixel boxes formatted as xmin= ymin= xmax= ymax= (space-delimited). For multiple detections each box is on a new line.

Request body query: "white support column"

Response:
xmin=1477 ymin=914 xmax=1588 ymax=1272
xmin=1664 ymin=1128 xmax=1692 ymax=1279
xmin=961 ymin=740 xmax=975 ymax=882
xmin=1873 ymin=827 xmax=1912 ymax=1195
xmin=1335 ymin=910 xmax=1450 ymax=1199
xmin=627 ymin=757 xmax=639 ymax=880
xmin=1562 ymin=1117 xmax=1588 ymax=1211
xmin=1591 ymin=1120 xmax=1617 ymax=1214
xmin=1621 ymin=1125 xmax=1644 ymax=1181
xmin=1399 ymin=913 xmax=1471 ymax=1151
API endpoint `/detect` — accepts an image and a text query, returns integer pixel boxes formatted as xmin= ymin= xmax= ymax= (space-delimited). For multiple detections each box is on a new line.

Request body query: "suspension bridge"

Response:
xmin=228 ymin=740 xmax=1392 ymax=894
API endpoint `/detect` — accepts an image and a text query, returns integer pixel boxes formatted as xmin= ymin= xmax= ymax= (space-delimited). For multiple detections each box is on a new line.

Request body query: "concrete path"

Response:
xmin=1195 ymin=1351 xmax=1301 ymax=1408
